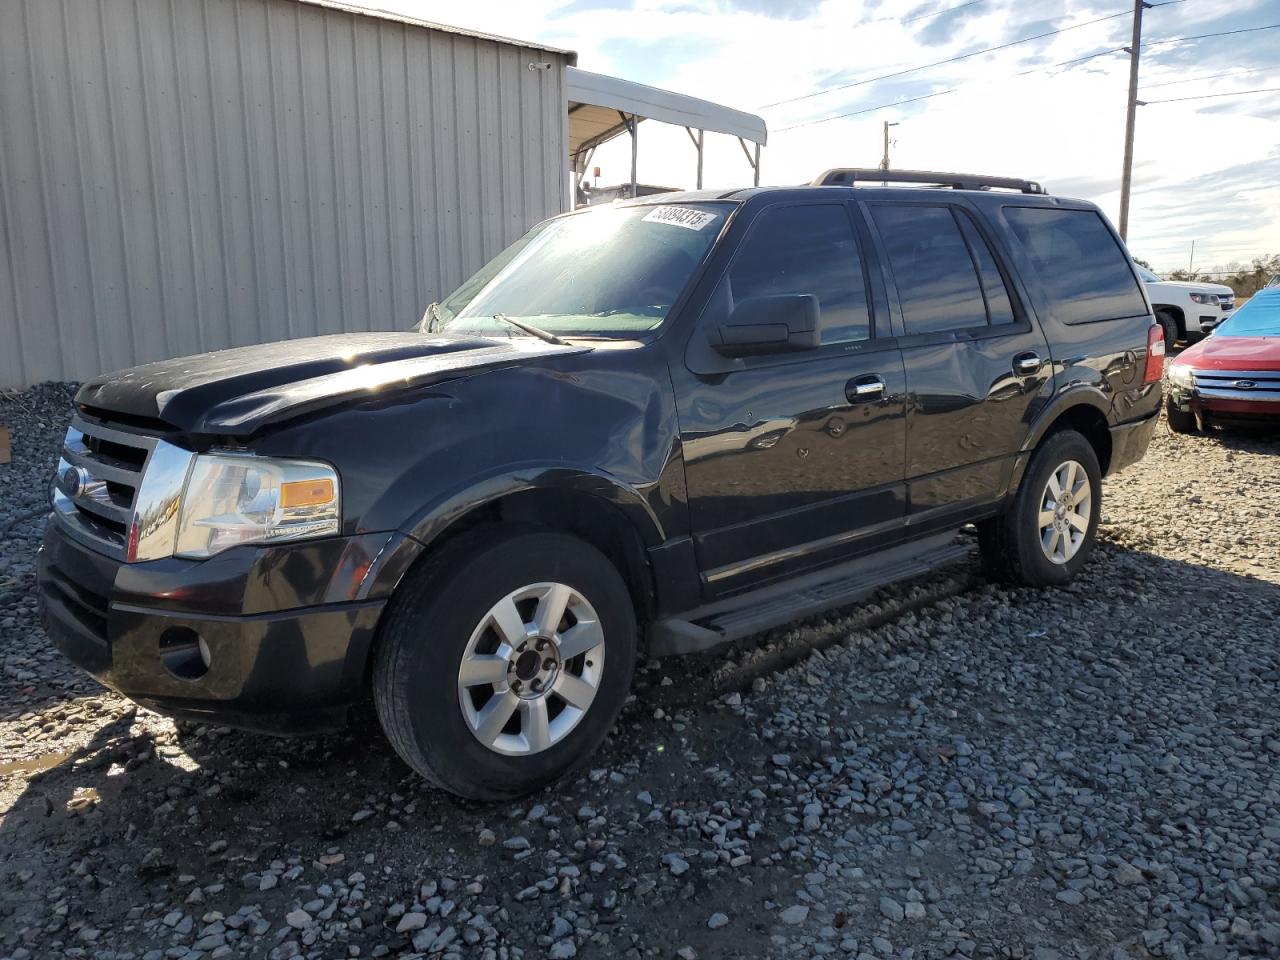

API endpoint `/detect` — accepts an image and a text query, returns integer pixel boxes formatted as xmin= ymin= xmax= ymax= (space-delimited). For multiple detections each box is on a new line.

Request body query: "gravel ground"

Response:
xmin=2 ymin=380 xmax=1279 ymax=960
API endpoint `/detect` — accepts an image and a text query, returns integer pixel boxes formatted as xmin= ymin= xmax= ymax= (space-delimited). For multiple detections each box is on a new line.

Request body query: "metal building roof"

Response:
xmin=291 ymin=0 xmax=578 ymax=61
xmin=567 ymin=66 xmax=768 ymax=159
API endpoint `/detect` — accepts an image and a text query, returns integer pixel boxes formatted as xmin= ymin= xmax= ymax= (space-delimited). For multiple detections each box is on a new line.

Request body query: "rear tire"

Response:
xmin=978 ymin=430 xmax=1102 ymax=587
xmin=372 ymin=527 xmax=636 ymax=800
xmin=1165 ymin=398 xmax=1198 ymax=434
xmin=1157 ymin=310 xmax=1179 ymax=350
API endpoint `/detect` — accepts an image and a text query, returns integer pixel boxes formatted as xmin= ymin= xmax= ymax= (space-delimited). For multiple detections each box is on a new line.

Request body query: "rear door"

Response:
xmin=671 ymin=199 xmax=907 ymax=597
xmin=864 ymin=201 xmax=1053 ymax=535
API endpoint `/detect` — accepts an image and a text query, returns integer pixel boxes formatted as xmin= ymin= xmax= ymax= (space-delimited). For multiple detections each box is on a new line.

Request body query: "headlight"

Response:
xmin=174 ymin=454 xmax=340 ymax=558
xmin=1167 ymin=363 xmax=1194 ymax=387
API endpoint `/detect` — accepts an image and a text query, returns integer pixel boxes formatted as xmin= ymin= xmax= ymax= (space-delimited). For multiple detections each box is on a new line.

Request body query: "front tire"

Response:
xmin=1165 ymin=398 xmax=1198 ymax=434
xmin=978 ymin=430 xmax=1102 ymax=587
xmin=373 ymin=528 xmax=637 ymax=800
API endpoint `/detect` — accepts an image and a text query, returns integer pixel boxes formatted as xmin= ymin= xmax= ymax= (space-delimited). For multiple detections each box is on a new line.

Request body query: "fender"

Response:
xmin=1005 ymin=385 xmax=1112 ymax=496
xmin=1021 ymin=384 xmax=1112 ymax=452
xmin=357 ymin=464 xmax=667 ymax=600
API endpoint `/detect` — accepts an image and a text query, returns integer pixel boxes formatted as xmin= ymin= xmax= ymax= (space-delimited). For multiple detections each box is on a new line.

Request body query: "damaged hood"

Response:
xmin=75 ymin=332 xmax=587 ymax=436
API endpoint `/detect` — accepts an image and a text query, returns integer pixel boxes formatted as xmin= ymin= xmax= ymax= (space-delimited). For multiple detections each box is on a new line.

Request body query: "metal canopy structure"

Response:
xmin=567 ymin=67 xmax=768 ymax=197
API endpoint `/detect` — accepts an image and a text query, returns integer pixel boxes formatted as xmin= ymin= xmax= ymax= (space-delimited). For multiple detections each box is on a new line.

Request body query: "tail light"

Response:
xmin=1143 ymin=325 xmax=1165 ymax=384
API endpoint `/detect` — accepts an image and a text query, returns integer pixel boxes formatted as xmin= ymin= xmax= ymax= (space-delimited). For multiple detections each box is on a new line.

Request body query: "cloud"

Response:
xmin=914 ymin=1 xmax=987 ymax=46
xmin=368 ymin=0 xmax=1280 ymax=269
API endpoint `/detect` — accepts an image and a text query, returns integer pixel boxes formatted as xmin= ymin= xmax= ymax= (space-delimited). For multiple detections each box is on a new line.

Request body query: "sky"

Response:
xmin=369 ymin=0 xmax=1278 ymax=275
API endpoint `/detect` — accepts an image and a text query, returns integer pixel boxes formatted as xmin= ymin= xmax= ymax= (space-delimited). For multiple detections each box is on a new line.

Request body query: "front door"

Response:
xmin=671 ymin=200 xmax=907 ymax=598
xmin=864 ymin=201 xmax=1053 ymax=534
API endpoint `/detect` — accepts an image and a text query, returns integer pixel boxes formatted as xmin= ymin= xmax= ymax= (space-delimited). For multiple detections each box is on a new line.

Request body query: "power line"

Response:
xmin=1140 ymin=65 xmax=1275 ymax=89
xmin=776 ymin=44 xmax=1123 ymax=132
xmin=901 ymin=0 xmax=984 ymax=25
xmin=1141 ymin=84 xmax=1280 ymax=104
xmin=777 ymin=89 xmax=958 ymax=132
xmin=775 ymin=21 xmax=1280 ymax=133
xmin=1143 ymin=22 xmax=1280 ymax=47
xmin=759 ymin=7 xmax=1133 ymax=109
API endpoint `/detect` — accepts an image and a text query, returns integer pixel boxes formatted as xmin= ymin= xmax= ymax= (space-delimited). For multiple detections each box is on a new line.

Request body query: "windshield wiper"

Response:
xmin=492 ymin=313 xmax=567 ymax=345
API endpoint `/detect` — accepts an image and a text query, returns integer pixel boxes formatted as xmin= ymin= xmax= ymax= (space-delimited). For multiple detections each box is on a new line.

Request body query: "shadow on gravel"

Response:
xmin=2 ymin=540 xmax=1279 ymax=955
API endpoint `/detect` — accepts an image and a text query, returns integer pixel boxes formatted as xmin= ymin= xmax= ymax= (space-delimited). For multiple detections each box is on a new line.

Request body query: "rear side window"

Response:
xmin=871 ymin=205 xmax=988 ymax=335
xmin=730 ymin=204 xmax=871 ymax=344
xmin=956 ymin=211 xmax=1016 ymax=325
xmin=1003 ymin=207 xmax=1148 ymax=324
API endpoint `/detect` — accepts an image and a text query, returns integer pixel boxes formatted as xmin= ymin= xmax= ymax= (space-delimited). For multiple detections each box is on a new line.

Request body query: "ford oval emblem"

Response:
xmin=58 ymin=464 xmax=89 ymax=499
xmin=1234 ymin=380 xmax=1257 ymax=390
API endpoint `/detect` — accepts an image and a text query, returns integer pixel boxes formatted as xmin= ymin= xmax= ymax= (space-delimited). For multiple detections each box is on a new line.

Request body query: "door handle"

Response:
xmin=1013 ymin=352 xmax=1043 ymax=376
xmin=846 ymin=375 xmax=885 ymax=403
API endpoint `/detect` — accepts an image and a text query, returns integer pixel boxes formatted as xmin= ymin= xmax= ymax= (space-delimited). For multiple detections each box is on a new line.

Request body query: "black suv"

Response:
xmin=38 ymin=169 xmax=1162 ymax=799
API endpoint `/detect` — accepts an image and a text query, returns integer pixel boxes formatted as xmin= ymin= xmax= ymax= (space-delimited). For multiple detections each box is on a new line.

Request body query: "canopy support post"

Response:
xmin=630 ymin=115 xmax=638 ymax=197
xmin=619 ymin=110 xmax=638 ymax=198
xmin=684 ymin=126 xmax=705 ymax=189
xmin=573 ymin=146 xmax=596 ymax=190
xmin=738 ymin=137 xmax=761 ymax=186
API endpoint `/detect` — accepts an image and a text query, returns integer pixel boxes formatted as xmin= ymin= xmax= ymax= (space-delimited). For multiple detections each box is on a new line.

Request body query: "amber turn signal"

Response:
xmin=280 ymin=478 xmax=335 ymax=508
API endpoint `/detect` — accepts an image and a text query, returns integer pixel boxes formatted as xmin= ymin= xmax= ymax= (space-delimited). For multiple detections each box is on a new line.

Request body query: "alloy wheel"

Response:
xmin=456 ymin=582 xmax=605 ymax=756
xmin=1038 ymin=459 xmax=1092 ymax=565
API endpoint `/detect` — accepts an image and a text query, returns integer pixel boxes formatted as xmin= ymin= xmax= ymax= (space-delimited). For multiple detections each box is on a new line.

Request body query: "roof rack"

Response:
xmin=811 ymin=168 xmax=1047 ymax=195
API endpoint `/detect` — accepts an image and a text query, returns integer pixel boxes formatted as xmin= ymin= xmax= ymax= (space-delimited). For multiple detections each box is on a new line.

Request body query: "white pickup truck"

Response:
xmin=1137 ymin=266 xmax=1235 ymax=347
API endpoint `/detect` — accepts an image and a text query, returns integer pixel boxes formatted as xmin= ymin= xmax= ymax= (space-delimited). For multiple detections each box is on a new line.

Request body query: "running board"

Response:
xmin=648 ymin=534 xmax=972 ymax=657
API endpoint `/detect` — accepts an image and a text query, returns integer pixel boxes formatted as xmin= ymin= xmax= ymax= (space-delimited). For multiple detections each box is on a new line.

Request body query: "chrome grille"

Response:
xmin=1192 ymin=369 xmax=1280 ymax=402
xmin=51 ymin=415 xmax=195 ymax=561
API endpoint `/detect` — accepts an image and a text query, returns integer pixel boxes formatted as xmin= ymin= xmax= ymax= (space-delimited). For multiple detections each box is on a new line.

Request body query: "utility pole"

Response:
xmin=880 ymin=121 xmax=899 ymax=171
xmin=1118 ymin=0 xmax=1150 ymax=241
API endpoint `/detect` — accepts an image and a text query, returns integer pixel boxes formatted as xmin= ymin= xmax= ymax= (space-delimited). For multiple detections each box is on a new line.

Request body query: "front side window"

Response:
xmin=1003 ymin=207 xmax=1148 ymax=325
xmin=438 ymin=202 xmax=730 ymax=337
xmin=871 ymin=205 xmax=988 ymax=335
xmin=729 ymin=203 xmax=871 ymax=345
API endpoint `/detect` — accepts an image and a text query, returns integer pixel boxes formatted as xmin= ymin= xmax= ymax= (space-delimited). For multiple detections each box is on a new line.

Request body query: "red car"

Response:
xmin=1166 ymin=285 xmax=1280 ymax=432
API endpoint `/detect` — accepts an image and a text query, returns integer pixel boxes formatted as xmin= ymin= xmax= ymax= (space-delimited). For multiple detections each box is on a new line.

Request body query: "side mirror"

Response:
xmin=711 ymin=294 xmax=821 ymax=358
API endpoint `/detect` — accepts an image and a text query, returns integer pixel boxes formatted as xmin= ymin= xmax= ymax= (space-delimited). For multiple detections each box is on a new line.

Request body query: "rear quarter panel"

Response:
xmin=975 ymin=196 xmax=1161 ymax=430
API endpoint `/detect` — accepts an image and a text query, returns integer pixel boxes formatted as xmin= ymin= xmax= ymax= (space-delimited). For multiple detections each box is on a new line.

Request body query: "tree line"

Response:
xmin=1134 ymin=253 xmax=1280 ymax=298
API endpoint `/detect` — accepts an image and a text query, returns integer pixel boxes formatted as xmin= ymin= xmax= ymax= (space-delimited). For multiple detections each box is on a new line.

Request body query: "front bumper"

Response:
xmin=37 ymin=519 xmax=397 ymax=734
xmin=1168 ymin=380 xmax=1280 ymax=424
xmin=1199 ymin=310 xmax=1232 ymax=335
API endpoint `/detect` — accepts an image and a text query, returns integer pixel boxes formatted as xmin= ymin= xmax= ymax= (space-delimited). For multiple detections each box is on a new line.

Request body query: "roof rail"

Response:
xmin=811 ymin=168 xmax=1047 ymax=195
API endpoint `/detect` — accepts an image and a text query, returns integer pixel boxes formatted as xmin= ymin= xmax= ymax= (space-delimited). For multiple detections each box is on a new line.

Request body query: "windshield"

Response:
xmin=433 ymin=202 xmax=730 ymax=338
xmin=1214 ymin=288 xmax=1280 ymax=337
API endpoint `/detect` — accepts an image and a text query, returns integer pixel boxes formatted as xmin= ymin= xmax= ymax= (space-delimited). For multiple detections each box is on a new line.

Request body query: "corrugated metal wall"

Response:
xmin=0 ymin=0 xmax=571 ymax=387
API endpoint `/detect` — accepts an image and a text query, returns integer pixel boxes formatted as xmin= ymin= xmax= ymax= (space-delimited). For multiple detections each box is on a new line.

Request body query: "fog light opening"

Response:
xmin=159 ymin=627 xmax=210 ymax=681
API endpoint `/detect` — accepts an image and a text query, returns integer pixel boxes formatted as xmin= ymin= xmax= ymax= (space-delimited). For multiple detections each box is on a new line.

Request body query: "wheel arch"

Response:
xmin=1010 ymin=394 xmax=1113 ymax=494
xmin=366 ymin=469 xmax=664 ymax=625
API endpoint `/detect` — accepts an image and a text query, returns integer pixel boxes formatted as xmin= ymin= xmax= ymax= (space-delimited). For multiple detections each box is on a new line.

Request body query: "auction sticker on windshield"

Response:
xmin=642 ymin=206 xmax=719 ymax=231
